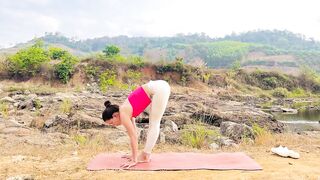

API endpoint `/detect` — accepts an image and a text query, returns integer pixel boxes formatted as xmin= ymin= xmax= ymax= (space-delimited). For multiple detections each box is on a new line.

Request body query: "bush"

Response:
xmin=262 ymin=77 xmax=278 ymax=89
xmin=7 ymin=41 xmax=50 ymax=77
xmin=48 ymin=47 xmax=67 ymax=60
xmin=123 ymin=69 xmax=142 ymax=85
xmin=288 ymin=88 xmax=308 ymax=98
xmin=128 ymin=55 xmax=144 ymax=67
xmin=272 ymin=87 xmax=289 ymax=98
xmin=103 ymin=45 xmax=120 ymax=57
xmin=84 ymin=65 xmax=100 ymax=79
xmin=54 ymin=53 xmax=79 ymax=83
xmin=99 ymin=70 xmax=117 ymax=92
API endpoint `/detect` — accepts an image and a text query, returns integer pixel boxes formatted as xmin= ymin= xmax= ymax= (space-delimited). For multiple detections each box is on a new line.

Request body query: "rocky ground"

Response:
xmin=0 ymin=82 xmax=319 ymax=179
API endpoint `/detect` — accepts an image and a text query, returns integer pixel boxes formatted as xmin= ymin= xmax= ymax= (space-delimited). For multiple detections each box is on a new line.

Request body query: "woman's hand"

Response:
xmin=120 ymin=160 xmax=138 ymax=169
xmin=121 ymin=154 xmax=132 ymax=160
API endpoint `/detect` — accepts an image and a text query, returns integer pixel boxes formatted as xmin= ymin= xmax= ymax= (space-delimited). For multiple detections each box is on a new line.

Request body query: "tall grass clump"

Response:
xmin=252 ymin=123 xmax=273 ymax=146
xmin=60 ymin=99 xmax=72 ymax=114
xmin=181 ymin=123 xmax=220 ymax=149
xmin=0 ymin=101 xmax=9 ymax=119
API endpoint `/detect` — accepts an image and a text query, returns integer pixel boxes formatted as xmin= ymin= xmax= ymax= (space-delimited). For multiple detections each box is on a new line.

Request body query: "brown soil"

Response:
xmin=1 ymin=132 xmax=319 ymax=180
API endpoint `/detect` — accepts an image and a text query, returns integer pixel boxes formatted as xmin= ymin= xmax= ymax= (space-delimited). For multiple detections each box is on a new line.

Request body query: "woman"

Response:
xmin=102 ymin=80 xmax=171 ymax=168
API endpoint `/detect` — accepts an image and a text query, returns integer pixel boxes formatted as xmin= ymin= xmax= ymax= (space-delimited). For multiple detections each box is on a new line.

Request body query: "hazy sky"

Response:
xmin=0 ymin=0 xmax=320 ymax=48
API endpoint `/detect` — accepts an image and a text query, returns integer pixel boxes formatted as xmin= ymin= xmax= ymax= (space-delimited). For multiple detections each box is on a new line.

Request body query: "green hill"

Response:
xmin=2 ymin=30 xmax=320 ymax=72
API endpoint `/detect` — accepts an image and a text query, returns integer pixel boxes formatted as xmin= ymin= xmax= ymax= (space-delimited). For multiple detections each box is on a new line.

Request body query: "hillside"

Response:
xmin=2 ymin=30 xmax=320 ymax=73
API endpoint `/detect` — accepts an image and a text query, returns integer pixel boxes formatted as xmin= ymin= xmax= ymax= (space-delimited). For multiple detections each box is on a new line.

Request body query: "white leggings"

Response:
xmin=143 ymin=80 xmax=171 ymax=153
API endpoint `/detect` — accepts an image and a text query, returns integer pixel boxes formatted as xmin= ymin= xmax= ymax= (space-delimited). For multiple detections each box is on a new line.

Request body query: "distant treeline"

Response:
xmin=27 ymin=30 xmax=320 ymax=70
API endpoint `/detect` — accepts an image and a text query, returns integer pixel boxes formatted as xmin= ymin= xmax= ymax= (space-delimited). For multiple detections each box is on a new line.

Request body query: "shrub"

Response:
xmin=34 ymin=99 xmax=42 ymax=110
xmin=103 ymin=45 xmax=120 ymax=57
xmin=288 ymin=88 xmax=307 ymax=98
xmin=48 ymin=47 xmax=67 ymax=60
xmin=99 ymin=70 xmax=117 ymax=92
xmin=84 ymin=65 xmax=100 ymax=79
xmin=272 ymin=87 xmax=289 ymax=98
xmin=128 ymin=55 xmax=145 ymax=67
xmin=54 ymin=53 xmax=79 ymax=83
xmin=262 ymin=77 xmax=278 ymax=89
xmin=123 ymin=69 xmax=142 ymax=85
xmin=7 ymin=41 xmax=50 ymax=77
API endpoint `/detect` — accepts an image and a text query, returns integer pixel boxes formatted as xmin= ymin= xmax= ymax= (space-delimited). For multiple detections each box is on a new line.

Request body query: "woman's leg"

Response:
xmin=143 ymin=81 xmax=170 ymax=154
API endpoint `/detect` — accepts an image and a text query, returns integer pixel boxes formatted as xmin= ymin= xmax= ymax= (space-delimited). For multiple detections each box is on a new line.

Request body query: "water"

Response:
xmin=273 ymin=111 xmax=320 ymax=131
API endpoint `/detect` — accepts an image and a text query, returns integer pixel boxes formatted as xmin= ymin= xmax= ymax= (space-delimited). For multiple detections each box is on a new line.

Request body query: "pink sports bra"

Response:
xmin=128 ymin=86 xmax=151 ymax=117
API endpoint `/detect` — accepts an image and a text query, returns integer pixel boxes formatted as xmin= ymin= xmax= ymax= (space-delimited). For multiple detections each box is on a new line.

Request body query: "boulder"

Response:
xmin=220 ymin=121 xmax=255 ymax=142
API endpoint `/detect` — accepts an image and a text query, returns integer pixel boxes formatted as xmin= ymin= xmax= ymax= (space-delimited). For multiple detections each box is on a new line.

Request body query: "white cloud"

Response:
xmin=37 ymin=15 xmax=60 ymax=31
xmin=1 ymin=0 xmax=320 ymax=48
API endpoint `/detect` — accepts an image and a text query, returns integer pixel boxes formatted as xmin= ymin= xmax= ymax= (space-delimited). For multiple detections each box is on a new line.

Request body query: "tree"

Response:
xmin=103 ymin=45 xmax=120 ymax=57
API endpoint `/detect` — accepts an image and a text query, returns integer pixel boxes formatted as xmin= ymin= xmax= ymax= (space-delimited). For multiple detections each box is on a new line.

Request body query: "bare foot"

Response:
xmin=138 ymin=151 xmax=151 ymax=163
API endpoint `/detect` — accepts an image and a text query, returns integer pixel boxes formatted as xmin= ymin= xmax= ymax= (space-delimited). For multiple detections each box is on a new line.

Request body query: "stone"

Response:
xmin=220 ymin=121 xmax=255 ymax=142
xmin=6 ymin=174 xmax=34 ymax=180
xmin=210 ymin=143 xmax=220 ymax=150
xmin=12 ymin=155 xmax=27 ymax=163
xmin=216 ymin=137 xmax=238 ymax=147
xmin=1 ymin=97 xmax=15 ymax=103
xmin=44 ymin=114 xmax=69 ymax=128
xmin=164 ymin=120 xmax=178 ymax=132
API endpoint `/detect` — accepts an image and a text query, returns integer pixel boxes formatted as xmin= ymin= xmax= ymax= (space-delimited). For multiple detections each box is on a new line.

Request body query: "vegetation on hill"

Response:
xmin=17 ymin=30 xmax=315 ymax=72
xmin=2 ymin=41 xmax=320 ymax=100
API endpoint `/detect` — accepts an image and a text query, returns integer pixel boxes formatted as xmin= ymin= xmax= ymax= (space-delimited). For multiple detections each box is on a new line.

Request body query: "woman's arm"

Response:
xmin=120 ymin=108 xmax=138 ymax=163
xmin=132 ymin=117 xmax=137 ymax=133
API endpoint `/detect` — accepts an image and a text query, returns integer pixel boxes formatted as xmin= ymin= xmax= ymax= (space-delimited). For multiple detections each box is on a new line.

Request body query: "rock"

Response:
xmin=44 ymin=114 xmax=69 ymax=128
xmin=17 ymin=99 xmax=34 ymax=110
xmin=1 ymin=97 xmax=15 ymax=103
xmin=26 ymin=94 xmax=37 ymax=100
xmin=191 ymin=111 xmax=223 ymax=126
xmin=1 ymin=127 xmax=32 ymax=136
xmin=164 ymin=131 xmax=182 ymax=144
xmin=70 ymin=111 xmax=105 ymax=128
xmin=216 ymin=137 xmax=238 ymax=147
xmin=163 ymin=120 xmax=178 ymax=132
xmin=24 ymin=90 xmax=31 ymax=95
xmin=139 ymin=128 xmax=166 ymax=144
xmin=6 ymin=174 xmax=34 ymax=180
xmin=54 ymin=92 xmax=77 ymax=101
xmin=72 ymin=151 xmax=78 ymax=156
xmin=220 ymin=121 xmax=255 ymax=142
xmin=281 ymin=108 xmax=298 ymax=114
xmin=210 ymin=143 xmax=220 ymax=150
xmin=12 ymin=155 xmax=27 ymax=163
xmin=270 ymin=106 xmax=298 ymax=114
xmin=164 ymin=113 xmax=193 ymax=127
xmin=11 ymin=95 xmax=25 ymax=101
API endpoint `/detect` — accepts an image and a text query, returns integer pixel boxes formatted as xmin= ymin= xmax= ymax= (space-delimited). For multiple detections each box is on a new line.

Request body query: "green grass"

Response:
xmin=60 ymin=99 xmax=72 ymax=114
xmin=181 ymin=123 xmax=220 ymax=149
xmin=73 ymin=134 xmax=88 ymax=146
xmin=0 ymin=101 xmax=9 ymax=119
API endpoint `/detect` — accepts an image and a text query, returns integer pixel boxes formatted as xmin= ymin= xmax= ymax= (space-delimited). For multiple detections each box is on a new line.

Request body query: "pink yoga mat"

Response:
xmin=87 ymin=152 xmax=262 ymax=171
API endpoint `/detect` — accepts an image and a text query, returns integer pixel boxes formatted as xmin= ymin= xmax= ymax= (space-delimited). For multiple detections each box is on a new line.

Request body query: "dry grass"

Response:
xmin=1 ymin=131 xmax=319 ymax=179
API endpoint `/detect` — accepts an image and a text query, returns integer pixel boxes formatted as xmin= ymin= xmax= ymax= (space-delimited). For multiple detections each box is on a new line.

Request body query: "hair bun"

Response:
xmin=104 ymin=101 xmax=111 ymax=107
